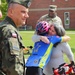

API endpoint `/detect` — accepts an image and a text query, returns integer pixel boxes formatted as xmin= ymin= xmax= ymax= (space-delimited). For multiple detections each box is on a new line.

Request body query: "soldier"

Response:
xmin=38 ymin=5 xmax=63 ymax=26
xmin=0 ymin=0 xmax=32 ymax=75
xmin=32 ymin=5 xmax=63 ymax=44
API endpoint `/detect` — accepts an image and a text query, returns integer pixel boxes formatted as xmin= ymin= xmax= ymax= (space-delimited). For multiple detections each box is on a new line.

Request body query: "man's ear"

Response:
xmin=8 ymin=7 xmax=14 ymax=16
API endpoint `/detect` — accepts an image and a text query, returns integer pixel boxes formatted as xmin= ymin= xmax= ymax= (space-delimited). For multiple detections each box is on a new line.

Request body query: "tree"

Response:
xmin=0 ymin=0 xmax=8 ymax=20
xmin=0 ymin=10 xmax=2 ymax=18
xmin=0 ymin=0 xmax=2 ymax=18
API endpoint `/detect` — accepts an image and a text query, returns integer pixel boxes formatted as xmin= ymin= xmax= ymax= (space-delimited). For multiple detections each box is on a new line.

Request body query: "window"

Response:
xmin=52 ymin=0 xmax=55 ymax=2
xmin=64 ymin=12 xmax=70 ymax=26
xmin=65 ymin=0 xmax=68 ymax=1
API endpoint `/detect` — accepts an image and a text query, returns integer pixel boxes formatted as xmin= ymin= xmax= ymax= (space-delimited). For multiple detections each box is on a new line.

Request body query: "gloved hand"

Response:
xmin=53 ymin=67 xmax=65 ymax=75
xmin=58 ymin=67 xmax=65 ymax=74
xmin=68 ymin=61 xmax=74 ymax=67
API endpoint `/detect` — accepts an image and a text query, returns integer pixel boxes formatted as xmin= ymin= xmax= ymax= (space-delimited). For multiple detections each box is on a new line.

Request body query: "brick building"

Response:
xmin=26 ymin=0 xmax=75 ymax=29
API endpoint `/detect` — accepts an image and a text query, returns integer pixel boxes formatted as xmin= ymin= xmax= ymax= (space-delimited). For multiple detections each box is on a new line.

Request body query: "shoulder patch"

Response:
xmin=12 ymin=32 xmax=17 ymax=38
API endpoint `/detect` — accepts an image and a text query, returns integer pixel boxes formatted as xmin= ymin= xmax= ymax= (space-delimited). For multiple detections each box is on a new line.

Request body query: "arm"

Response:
xmin=61 ymin=35 xmax=71 ymax=42
xmin=32 ymin=31 xmax=50 ymax=44
xmin=37 ymin=15 xmax=45 ymax=23
xmin=32 ymin=34 xmax=70 ymax=44
xmin=50 ymin=35 xmax=70 ymax=44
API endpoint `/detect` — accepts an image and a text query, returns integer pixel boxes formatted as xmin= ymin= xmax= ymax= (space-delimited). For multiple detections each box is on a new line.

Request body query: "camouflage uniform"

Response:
xmin=0 ymin=0 xmax=32 ymax=74
xmin=0 ymin=16 xmax=25 ymax=75
xmin=38 ymin=14 xmax=63 ymax=25
xmin=38 ymin=5 xmax=63 ymax=26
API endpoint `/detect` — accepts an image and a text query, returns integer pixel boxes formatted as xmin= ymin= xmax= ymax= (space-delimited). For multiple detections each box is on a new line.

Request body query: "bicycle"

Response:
xmin=53 ymin=61 xmax=75 ymax=75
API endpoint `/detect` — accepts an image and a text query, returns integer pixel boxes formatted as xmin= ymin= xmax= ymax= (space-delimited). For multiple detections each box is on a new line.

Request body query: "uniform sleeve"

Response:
xmin=58 ymin=17 xmax=63 ymax=26
xmin=53 ymin=16 xmax=63 ymax=26
xmin=62 ymin=43 xmax=74 ymax=61
xmin=37 ymin=14 xmax=47 ymax=22
xmin=50 ymin=36 xmax=62 ymax=44
xmin=37 ymin=16 xmax=44 ymax=22
xmin=2 ymin=26 xmax=21 ymax=55
xmin=8 ymin=35 xmax=20 ymax=55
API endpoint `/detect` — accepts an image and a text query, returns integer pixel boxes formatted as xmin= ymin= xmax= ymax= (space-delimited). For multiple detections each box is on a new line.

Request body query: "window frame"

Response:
xmin=64 ymin=12 xmax=70 ymax=26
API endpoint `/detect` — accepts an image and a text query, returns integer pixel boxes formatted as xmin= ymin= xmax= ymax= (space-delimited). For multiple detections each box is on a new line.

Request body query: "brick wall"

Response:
xmin=27 ymin=0 xmax=75 ymax=29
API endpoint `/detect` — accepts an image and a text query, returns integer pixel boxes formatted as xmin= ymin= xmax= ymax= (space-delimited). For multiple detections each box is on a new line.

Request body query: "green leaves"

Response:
xmin=0 ymin=0 xmax=8 ymax=20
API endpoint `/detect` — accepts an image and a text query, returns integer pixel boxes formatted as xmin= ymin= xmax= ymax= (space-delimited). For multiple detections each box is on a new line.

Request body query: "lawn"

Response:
xmin=19 ymin=30 xmax=75 ymax=49
xmin=20 ymin=31 xmax=34 ymax=47
xmin=19 ymin=30 xmax=75 ymax=62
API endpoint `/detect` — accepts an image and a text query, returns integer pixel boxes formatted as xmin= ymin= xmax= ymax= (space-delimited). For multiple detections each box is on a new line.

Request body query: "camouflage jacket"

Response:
xmin=0 ymin=16 xmax=25 ymax=75
xmin=38 ymin=14 xmax=63 ymax=26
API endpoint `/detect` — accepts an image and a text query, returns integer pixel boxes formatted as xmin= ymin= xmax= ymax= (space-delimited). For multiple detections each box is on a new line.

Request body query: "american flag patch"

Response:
xmin=12 ymin=33 xmax=17 ymax=38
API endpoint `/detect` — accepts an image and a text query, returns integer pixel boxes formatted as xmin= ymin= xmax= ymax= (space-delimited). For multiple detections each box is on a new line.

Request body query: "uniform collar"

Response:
xmin=4 ymin=16 xmax=17 ymax=28
xmin=48 ymin=14 xmax=56 ymax=18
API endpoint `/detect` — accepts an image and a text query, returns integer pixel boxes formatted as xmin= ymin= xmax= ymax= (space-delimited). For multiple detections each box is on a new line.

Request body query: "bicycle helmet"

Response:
xmin=36 ymin=21 xmax=50 ymax=35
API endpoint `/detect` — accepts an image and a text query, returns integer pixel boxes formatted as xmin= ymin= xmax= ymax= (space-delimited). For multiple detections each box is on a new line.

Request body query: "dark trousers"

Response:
xmin=26 ymin=67 xmax=45 ymax=75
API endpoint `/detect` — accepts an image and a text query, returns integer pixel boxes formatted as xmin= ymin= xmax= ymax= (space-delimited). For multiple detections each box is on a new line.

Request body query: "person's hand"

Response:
xmin=62 ymin=35 xmax=71 ymax=42
xmin=40 ymin=36 xmax=50 ymax=44
xmin=23 ymin=48 xmax=29 ymax=54
xmin=68 ymin=61 xmax=74 ymax=67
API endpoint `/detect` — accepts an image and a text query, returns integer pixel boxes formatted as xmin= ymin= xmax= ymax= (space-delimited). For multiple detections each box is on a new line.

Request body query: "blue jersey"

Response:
xmin=26 ymin=35 xmax=62 ymax=68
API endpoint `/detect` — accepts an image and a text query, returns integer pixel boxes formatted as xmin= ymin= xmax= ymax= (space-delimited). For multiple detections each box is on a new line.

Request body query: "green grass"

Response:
xmin=20 ymin=31 xmax=34 ymax=47
xmin=19 ymin=30 xmax=75 ymax=62
xmin=19 ymin=30 xmax=75 ymax=49
xmin=66 ymin=31 xmax=75 ymax=50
